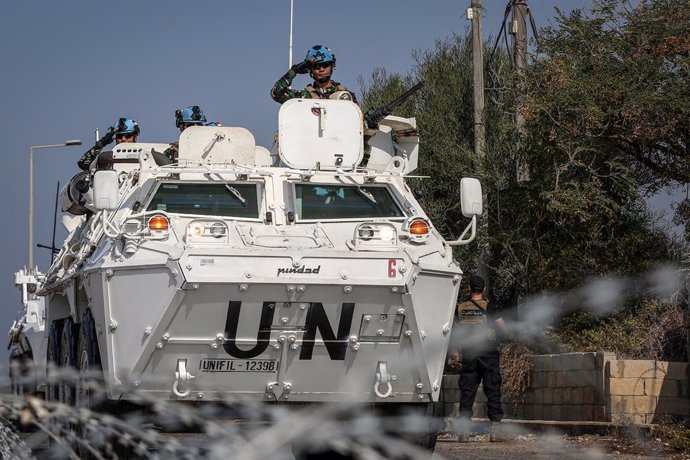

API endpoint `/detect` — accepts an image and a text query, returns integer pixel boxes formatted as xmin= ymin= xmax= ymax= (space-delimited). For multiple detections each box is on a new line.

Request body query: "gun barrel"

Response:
xmin=365 ymin=80 xmax=425 ymax=129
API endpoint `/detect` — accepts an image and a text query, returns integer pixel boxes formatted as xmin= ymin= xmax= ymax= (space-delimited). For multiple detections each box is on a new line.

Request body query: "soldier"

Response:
xmin=270 ymin=45 xmax=357 ymax=104
xmin=77 ymin=118 xmax=139 ymax=171
xmin=455 ymin=275 xmax=509 ymax=442
xmin=164 ymin=106 xmax=208 ymax=161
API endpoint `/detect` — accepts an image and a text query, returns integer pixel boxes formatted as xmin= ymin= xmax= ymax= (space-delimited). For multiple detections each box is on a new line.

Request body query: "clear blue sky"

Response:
xmin=0 ymin=1 xmax=600 ymax=361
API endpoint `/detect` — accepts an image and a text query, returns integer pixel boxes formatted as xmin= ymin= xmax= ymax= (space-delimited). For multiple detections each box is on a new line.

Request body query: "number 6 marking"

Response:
xmin=388 ymin=259 xmax=397 ymax=278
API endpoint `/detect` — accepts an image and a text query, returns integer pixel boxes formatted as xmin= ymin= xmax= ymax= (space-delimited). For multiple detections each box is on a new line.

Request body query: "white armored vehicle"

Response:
xmin=9 ymin=97 xmax=482 ymax=449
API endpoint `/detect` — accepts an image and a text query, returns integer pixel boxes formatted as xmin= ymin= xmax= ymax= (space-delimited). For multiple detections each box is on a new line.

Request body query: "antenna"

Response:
xmin=288 ymin=0 xmax=294 ymax=67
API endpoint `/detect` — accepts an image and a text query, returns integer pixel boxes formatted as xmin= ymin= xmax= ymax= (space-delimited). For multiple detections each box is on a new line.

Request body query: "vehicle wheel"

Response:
xmin=381 ymin=403 xmax=439 ymax=456
xmin=58 ymin=316 xmax=79 ymax=406
xmin=45 ymin=319 xmax=65 ymax=402
xmin=76 ymin=309 xmax=102 ymax=410
xmin=9 ymin=350 xmax=26 ymax=396
xmin=76 ymin=309 xmax=106 ymax=459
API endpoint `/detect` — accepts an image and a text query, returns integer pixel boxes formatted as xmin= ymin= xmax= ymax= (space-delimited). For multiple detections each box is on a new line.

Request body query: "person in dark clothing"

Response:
xmin=456 ymin=275 xmax=509 ymax=442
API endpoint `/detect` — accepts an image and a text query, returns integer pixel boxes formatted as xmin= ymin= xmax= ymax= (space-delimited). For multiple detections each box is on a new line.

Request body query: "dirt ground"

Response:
xmin=434 ymin=433 xmax=690 ymax=459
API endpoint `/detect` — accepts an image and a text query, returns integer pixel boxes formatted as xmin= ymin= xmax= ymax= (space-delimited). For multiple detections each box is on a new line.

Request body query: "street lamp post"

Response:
xmin=28 ymin=140 xmax=82 ymax=268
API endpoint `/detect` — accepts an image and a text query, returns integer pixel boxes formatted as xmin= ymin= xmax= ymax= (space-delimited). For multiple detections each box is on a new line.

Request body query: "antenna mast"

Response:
xmin=288 ymin=0 xmax=294 ymax=67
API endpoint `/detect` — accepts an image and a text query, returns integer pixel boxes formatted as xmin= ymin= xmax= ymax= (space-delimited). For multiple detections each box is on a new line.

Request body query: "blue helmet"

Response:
xmin=306 ymin=45 xmax=335 ymax=67
xmin=175 ymin=106 xmax=207 ymax=128
xmin=114 ymin=118 xmax=140 ymax=136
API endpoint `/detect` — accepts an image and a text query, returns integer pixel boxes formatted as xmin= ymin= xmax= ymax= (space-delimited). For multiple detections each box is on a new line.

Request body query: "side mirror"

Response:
xmin=92 ymin=170 xmax=119 ymax=211
xmin=460 ymin=177 xmax=483 ymax=217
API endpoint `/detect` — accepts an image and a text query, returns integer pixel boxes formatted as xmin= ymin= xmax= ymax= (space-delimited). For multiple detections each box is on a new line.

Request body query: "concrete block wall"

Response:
xmin=442 ymin=353 xmax=690 ymax=424
xmin=606 ymin=359 xmax=690 ymax=424
xmin=510 ymin=352 xmax=609 ymax=421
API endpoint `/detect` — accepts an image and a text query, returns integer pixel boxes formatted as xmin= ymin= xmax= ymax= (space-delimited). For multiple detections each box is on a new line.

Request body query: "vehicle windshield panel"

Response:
xmin=147 ymin=183 xmax=260 ymax=218
xmin=295 ymin=184 xmax=404 ymax=220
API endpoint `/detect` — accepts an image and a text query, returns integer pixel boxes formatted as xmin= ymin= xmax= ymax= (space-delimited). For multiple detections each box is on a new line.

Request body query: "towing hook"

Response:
xmin=374 ymin=361 xmax=393 ymax=398
xmin=172 ymin=359 xmax=195 ymax=398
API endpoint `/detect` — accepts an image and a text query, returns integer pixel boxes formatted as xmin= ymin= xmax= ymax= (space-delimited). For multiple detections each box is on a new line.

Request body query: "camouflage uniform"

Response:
xmin=163 ymin=143 xmax=178 ymax=162
xmin=270 ymin=67 xmax=357 ymax=104
xmin=77 ymin=134 xmax=115 ymax=171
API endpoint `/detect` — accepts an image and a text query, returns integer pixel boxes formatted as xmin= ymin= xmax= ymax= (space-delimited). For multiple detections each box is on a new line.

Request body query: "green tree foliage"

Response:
xmin=359 ymin=0 xmax=678 ymax=313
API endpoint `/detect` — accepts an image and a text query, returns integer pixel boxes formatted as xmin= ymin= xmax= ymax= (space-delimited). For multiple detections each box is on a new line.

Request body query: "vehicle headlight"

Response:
xmin=353 ymin=223 xmax=397 ymax=251
xmin=186 ymin=220 xmax=229 ymax=243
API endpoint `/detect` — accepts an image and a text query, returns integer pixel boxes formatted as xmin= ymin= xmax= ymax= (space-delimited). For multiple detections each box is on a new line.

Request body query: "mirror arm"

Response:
xmin=101 ymin=210 xmax=121 ymax=239
xmin=443 ymin=215 xmax=477 ymax=246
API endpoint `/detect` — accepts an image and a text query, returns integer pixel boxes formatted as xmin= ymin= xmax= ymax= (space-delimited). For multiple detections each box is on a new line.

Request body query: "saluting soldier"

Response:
xmin=270 ymin=45 xmax=357 ymax=104
xmin=77 ymin=118 xmax=139 ymax=171
xmin=456 ymin=275 xmax=509 ymax=442
xmin=164 ymin=105 xmax=208 ymax=161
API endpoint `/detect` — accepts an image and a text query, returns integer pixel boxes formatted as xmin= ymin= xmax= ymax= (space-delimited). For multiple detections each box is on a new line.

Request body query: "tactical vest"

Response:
xmin=305 ymin=82 xmax=349 ymax=99
xmin=457 ymin=299 xmax=496 ymax=342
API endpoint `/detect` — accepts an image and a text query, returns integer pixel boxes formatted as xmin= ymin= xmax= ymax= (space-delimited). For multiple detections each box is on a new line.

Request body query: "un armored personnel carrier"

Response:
xmin=9 ymin=97 xmax=482 ymax=449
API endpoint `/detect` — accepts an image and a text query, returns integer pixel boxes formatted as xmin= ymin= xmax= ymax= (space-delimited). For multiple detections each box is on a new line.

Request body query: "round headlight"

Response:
xmin=189 ymin=223 xmax=204 ymax=236
xmin=379 ymin=226 xmax=396 ymax=242
xmin=358 ymin=225 xmax=375 ymax=240
xmin=210 ymin=222 xmax=227 ymax=238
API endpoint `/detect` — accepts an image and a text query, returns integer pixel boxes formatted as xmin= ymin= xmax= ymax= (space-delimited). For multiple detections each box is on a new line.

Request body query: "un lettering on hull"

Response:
xmin=223 ymin=301 xmax=355 ymax=360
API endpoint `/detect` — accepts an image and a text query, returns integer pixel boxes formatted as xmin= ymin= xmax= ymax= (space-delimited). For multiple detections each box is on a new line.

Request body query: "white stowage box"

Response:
xmin=278 ymin=98 xmax=363 ymax=170
xmin=178 ymin=126 xmax=256 ymax=165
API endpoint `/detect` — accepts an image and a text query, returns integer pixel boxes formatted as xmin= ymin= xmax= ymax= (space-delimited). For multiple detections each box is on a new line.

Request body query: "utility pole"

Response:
xmin=470 ymin=0 xmax=486 ymax=159
xmin=511 ymin=0 xmax=530 ymax=182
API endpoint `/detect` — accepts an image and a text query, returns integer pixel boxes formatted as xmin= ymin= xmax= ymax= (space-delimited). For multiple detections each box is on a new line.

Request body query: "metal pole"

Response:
xmin=471 ymin=0 xmax=486 ymax=159
xmin=28 ymin=146 xmax=34 ymax=268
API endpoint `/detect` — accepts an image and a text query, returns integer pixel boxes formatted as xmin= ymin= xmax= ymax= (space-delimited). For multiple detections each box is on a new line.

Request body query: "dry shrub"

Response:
xmin=553 ymin=299 xmax=687 ymax=360
xmin=499 ymin=342 xmax=534 ymax=413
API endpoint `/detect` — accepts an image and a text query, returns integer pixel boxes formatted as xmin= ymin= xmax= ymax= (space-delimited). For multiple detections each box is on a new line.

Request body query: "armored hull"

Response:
xmin=10 ymin=99 xmax=481 ymax=411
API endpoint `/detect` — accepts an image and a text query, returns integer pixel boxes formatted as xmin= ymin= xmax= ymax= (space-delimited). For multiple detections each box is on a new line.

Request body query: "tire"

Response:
xmin=381 ymin=403 xmax=439 ymax=456
xmin=76 ymin=309 xmax=106 ymax=459
xmin=45 ymin=319 xmax=65 ymax=402
xmin=58 ymin=316 xmax=79 ymax=406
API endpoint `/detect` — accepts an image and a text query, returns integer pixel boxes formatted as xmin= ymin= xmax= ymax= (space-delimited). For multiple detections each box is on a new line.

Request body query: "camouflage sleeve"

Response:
xmin=270 ymin=67 xmax=309 ymax=104
xmin=77 ymin=144 xmax=103 ymax=171
xmin=163 ymin=142 xmax=178 ymax=161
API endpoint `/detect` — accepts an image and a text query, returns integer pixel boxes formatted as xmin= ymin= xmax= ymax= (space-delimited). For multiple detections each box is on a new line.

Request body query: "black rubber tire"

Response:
xmin=59 ymin=316 xmax=79 ymax=406
xmin=45 ymin=319 xmax=65 ymax=402
xmin=76 ymin=309 xmax=106 ymax=459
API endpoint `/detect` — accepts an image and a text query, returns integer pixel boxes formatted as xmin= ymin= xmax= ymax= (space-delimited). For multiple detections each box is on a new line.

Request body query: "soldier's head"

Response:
xmin=306 ymin=45 xmax=335 ymax=84
xmin=469 ymin=275 xmax=485 ymax=294
xmin=175 ymin=106 xmax=207 ymax=132
xmin=114 ymin=118 xmax=139 ymax=144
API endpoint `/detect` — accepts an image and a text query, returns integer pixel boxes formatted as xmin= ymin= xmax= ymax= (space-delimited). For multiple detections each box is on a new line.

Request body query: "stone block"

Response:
xmin=563 ymin=388 xmax=574 ymax=404
xmin=656 ymin=397 xmax=690 ymax=416
xmin=525 ymin=390 xmax=535 ymax=405
xmin=679 ymin=380 xmax=690 ymax=398
xmin=581 ymin=353 xmax=597 ymax=370
xmin=656 ymin=361 xmax=690 ymax=380
xmin=532 ymin=355 xmax=550 ymax=372
xmin=593 ymin=405 xmax=607 ymax=422
xmin=533 ymin=404 xmax=544 ymax=420
xmin=542 ymin=404 xmax=553 ymax=420
xmin=610 ymin=395 xmax=657 ymax=414
xmin=551 ymin=405 xmax=563 ymax=421
xmin=611 ymin=413 xmax=647 ymax=425
xmin=609 ymin=378 xmax=645 ymax=396
xmin=583 ymin=386 xmax=596 ymax=404
xmin=596 ymin=352 xmax=617 ymax=371
xmin=542 ymin=387 xmax=554 ymax=405
xmin=611 ymin=360 xmax=657 ymax=379
xmin=556 ymin=372 xmax=567 ymax=387
xmin=645 ymin=379 xmax=679 ymax=397
xmin=533 ymin=371 xmax=547 ymax=388
xmin=553 ymin=388 xmax=563 ymax=405
xmin=548 ymin=371 xmax=558 ymax=387
xmin=581 ymin=405 xmax=595 ymax=421
xmin=562 ymin=353 xmax=582 ymax=371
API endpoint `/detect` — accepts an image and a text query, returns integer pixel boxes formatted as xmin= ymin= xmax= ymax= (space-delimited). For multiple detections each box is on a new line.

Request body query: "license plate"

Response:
xmin=199 ymin=358 xmax=279 ymax=373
